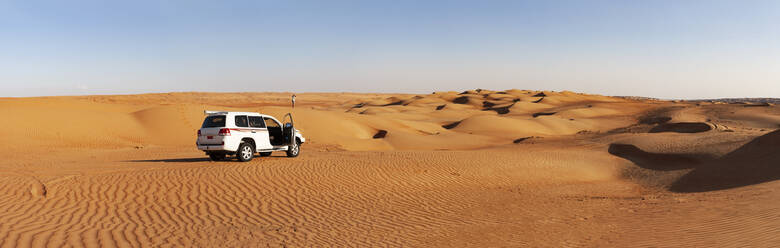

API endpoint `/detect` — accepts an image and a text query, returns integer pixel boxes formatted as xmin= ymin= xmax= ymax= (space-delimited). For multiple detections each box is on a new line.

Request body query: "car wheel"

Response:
xmin=259 ymin=152 xmax=272 ymax=157
xmin=286 ymin=140 xmax=300 ymax=157
xmin=237 ymin=143 xmax=254 ymax=162
xmin=209 ymin=153 xmax=226 ymax=161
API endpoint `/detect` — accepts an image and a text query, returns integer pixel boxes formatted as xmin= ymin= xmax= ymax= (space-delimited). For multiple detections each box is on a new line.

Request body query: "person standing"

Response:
xmin=291 ymin=94 xmax=296 ymax=108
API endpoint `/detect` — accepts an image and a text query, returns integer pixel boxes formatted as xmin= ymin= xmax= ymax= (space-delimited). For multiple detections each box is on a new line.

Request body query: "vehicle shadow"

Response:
xmin=126 ymin=158 xmax=213 ymax=163
xmin=608 ymin=129 xmax=780 ymax=193
xmin=126 ymin=153 xmax=293 ymax=163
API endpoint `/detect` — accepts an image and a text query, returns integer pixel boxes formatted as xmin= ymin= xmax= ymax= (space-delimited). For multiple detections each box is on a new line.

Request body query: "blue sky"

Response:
xmin=1 ymin=0 xmax=778 ymax=98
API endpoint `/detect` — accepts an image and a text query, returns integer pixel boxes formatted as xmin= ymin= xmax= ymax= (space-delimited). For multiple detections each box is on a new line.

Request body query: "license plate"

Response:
xmin=207 ymin=136 xmax=213 ymax=139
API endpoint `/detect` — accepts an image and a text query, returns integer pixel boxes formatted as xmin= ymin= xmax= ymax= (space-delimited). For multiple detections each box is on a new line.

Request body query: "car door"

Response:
xmin=249 ymin=116 xmax=273 ymax=150
xmin=281 ymin=113 xmax=295 ymax=146
xmin=263 ymin=117 xmax=283 ymax=146
xmin=234 ymin=115 xmax=251 ymax=139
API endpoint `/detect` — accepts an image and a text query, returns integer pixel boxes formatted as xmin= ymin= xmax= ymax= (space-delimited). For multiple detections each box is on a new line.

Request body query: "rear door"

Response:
xmin=249 ymin=116 xmax=272 ymax=150
xmin=233 ymin=115 xmax=251 ymax=145
xmin=198 ymin=115 xmax=226 ymax=145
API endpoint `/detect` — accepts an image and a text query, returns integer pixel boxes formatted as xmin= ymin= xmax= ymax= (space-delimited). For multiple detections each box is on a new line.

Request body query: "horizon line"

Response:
xmin=3 ymin=90 xmax=780 ymax=101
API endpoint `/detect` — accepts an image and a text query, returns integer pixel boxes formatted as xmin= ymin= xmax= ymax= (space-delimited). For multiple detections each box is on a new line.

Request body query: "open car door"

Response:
xmin=282 ymin=113 xmax=295 ymax=146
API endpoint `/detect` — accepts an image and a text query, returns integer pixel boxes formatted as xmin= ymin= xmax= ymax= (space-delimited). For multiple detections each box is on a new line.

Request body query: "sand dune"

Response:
xmin=671 ymin=129 xmax=780 ymax=192
xmin=1 ymin=90 xmax=779 ymax=247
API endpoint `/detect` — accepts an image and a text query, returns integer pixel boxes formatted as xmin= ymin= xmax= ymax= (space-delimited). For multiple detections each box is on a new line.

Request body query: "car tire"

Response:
xmin=259 ymin=152 xmax=272 ymax=157
xmin=209 ymin=153 xmax=226 ymax=161
xmin=237 ymin=143 xmax=255 ymax=162
xmin=286 ymin=139 xmax=300 ymax=157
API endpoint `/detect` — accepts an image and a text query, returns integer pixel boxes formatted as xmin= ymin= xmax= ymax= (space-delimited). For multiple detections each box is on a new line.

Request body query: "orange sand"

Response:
xmin=0 ymin=90 xmax=778 ymax=247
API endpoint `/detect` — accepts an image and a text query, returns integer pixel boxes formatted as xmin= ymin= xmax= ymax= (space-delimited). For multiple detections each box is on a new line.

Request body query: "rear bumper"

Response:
xmin=198 ymin=144 xmax=227 ymax=151
xmin=197 ymin=143 xmax=238 ymax=152
xmin=197 ymin=135 xmax=240 ymax=152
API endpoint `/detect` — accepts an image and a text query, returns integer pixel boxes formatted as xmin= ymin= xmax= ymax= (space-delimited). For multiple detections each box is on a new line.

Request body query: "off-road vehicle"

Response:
xmin=196 ymin=111 xmax=305 ymax=162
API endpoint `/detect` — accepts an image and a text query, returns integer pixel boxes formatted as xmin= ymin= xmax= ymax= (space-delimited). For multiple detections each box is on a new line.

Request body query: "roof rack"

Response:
xmin=204 ymin=110 xmax=229 ymax=115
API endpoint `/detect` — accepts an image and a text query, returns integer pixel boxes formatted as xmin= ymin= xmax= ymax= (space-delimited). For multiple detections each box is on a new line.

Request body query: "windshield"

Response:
xmin=201 ymin=115 xmax=226 ymax=128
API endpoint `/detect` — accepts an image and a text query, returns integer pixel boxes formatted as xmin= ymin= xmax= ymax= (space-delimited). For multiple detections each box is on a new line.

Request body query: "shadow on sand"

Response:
xmin=126 ymin=153 xmax=292 ymax=163
xmin=607 ymin=144 xmax=715 ymax=171
xmin=127 ymin=158 xmax=213 ymax=163
xmin=649 ymin=122 xmax=712 ymax=133
xmin=609 ymin=129 xmax=780 ymax=192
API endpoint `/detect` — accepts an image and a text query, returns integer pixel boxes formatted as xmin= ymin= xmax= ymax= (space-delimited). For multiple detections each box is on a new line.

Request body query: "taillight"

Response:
xmin=197 ymin=130 xmax=201 ymax=136
xmin=218 ymin=128 xmax=231 ymax=136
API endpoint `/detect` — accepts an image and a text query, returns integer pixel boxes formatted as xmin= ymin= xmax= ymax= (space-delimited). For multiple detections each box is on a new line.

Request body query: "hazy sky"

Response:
xmin=1 ymin=0 xmax=778 ymax=99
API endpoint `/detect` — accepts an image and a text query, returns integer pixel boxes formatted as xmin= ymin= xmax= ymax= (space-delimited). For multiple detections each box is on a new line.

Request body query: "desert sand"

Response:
xmin=0 ymin=90 xmax=778 ymax=247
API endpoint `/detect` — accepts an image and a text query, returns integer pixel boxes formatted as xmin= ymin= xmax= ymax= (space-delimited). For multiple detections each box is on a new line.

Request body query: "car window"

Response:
xmin=249 ymin=116 xmax=265 ymax=128
xmin=235 ymin=115 xmax=249 ymax=127
xmin=201 ymin=115 xmax=226 ymax=128
xmin=264 ymin=117 xmax=280 ymax=128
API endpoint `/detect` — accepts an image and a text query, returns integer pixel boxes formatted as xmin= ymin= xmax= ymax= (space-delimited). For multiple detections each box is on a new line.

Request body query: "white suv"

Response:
xmin=196 ymin=111 xmax=305 ymax=162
